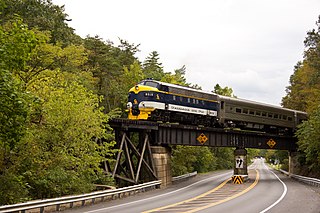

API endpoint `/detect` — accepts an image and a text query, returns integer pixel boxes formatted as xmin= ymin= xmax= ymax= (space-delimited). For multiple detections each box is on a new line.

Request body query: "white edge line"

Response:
xmin=85 ymin=171 xmax=233 ymax=213
xmin=260 ymin=162 xmax=288 ymax=213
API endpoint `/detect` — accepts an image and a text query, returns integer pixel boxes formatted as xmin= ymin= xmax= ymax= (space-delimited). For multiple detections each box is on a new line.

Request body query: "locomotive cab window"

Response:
xmin=249 ymin=110 xmax=255 ymax=115
xmin=282 ymin=115 xmax=287 ymax=120
xmin=236 ymin=108 xmax=242 ymax=113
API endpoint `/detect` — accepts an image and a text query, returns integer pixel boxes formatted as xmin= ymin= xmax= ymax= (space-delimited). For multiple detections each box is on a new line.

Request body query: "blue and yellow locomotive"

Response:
xmin=127 ymin=79 xmax=219 ymax=126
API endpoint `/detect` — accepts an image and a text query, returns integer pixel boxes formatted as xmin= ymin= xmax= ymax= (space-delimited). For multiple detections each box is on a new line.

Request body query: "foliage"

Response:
xmin=282 ymin=15 xmax=320 ymax=113
xmin=0 ymin=0 xmax=81 ymax=44
xmin=213 ymin=84 xmax=236 ymax=97
xmin=142 ymin=51 xmax=164 ymax=80
xmin=296 ymin=106 xmax=320 ymax=174
xmin=282 ymin=15 xmax=320 ymax=177
xmin=171 ymin=146 xmax=217 ymax=176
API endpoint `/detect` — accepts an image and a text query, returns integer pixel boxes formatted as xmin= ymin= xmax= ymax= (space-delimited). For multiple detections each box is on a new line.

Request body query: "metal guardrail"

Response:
xmin=279 ymin=169 xmax=320 ymax=187
xmin=172 ymin=171 xmax=198 ymax=182
xmin=0 ymin=180 xmax=161 ymax=213
xmin=0 ymin=171 xmax=198 ymax=213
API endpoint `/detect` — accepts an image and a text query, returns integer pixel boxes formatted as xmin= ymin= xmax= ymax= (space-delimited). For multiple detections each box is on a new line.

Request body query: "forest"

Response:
xmin=0 ymin=0 xmax=319 ymax=205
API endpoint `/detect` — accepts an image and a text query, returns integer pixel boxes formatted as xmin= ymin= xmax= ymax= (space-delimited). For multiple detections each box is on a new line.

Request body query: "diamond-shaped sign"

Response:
xmin=267 ymin=139 xmax=276 ymax=148
xmin=197 ymin=133 xmax=208 ymax=145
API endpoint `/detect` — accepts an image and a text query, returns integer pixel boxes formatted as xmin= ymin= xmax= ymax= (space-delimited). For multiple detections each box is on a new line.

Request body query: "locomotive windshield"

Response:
xmin=139 ymin=80 xmax=159 ymax=88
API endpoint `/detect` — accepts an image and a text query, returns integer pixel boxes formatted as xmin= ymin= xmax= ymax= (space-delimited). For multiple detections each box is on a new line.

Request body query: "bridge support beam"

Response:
xmin=234 ymin=148 xmax=248 ymax=176
xmin=151 ymin=146 xmax=172 ymax=187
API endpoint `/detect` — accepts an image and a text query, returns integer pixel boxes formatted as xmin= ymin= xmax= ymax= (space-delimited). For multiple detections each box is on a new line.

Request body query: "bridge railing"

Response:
xmin=279 ymin=169 xmax=320 ymax=187
xmin=0 ymin=180 xmax=161 ymax=213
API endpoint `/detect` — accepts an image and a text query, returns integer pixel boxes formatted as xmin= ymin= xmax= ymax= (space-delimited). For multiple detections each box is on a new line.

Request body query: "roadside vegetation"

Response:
xmin=0 ymin=0 xmax=319 ymax=205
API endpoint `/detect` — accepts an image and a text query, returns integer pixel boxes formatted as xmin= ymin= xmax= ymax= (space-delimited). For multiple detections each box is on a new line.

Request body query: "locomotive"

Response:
xmin=127 ymin=79 xmax=307 ymax=134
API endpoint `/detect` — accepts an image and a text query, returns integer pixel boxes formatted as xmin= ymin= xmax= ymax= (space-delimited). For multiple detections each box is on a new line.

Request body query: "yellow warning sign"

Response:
xmin=197 ymin=133 xmax=208 ymax=145
xmin=232 ymin=175 xmax=244 ymax=184
xmin=267 ymin=139 xmax=276 ymax=148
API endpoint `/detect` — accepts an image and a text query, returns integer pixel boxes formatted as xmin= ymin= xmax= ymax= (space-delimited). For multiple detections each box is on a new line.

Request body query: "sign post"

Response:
xmin=233 ymin=148 xmax=248 ymax=183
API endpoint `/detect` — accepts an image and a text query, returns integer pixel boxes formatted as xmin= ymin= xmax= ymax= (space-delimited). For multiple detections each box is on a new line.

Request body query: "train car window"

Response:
xmin=282 ymin=115 xmax=287 ymax=120
xmin=256 ymin=111 xmax=261 ymax=116
xmin=262 ymin=112 xmax=267 ymax=117
xmin=268 ymin=113 xmax=273 ymax=118
xmin=274 ymin=114 xmax=279 ymax=119
xmin=180 ymin=96 xmax=183 ymax=102
xmin=221 ymin=101 xmax=225 ymax=110
xmin=173 ymin=95 xmax=176 ymax=101
xmin=187 ymin=98 xmax=191 ymax=103
xmin=243 ymin=109 xmax=248 ymax=114
xmin=288 ymin=117 xmax=293 ymax=121
xmin=192 ymin=99 xmax=196 ymax=104
xmin=236 ymin=108 xmax=242 ymax=113
xmin=159 ymin=85 xmax=169 ymax=92
xmin=201 ymin=100 xmax=205 ymax=105
xmin=249 ymin=110 xmax=255 ymax=115
xmin=196 ymin=99 xmax=199 ymax=104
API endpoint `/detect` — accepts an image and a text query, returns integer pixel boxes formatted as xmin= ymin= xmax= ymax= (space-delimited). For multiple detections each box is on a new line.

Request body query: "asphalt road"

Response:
xmin=64 ymin=159 xmax=320 ymax=213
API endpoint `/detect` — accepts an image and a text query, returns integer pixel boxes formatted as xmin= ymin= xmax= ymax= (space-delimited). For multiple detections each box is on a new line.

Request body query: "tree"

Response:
xmin=84 ymin=36 xmax=140 ymax=112
xmin=16 ymin=70 xmax=115 ymax=199
xmin=142 ymin=51 xmax=164 ymax=80
xmin=0 ymin=0 xmax=81 ymax=45
xmin=281 ymin=15 xmax=320 ymax=177
xmin=213 ymin=84 xmax=236 ymax=97
xmin=171 ymin=146 xmax=217 ymax=176
xmin=282 ymin=15 xmax=320 ymax=113
xmin=296 ymin=105 xmax=320 ymax=177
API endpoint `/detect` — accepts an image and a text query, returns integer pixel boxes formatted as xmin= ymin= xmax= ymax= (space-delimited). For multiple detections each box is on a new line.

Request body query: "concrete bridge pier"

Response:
xmin=151 ymin=146 xmax=172 ymax=187
xmin=234 ymin=148 xmax=248 ymax=176
xmin=288 ymin=151 xmax=298 ymax=176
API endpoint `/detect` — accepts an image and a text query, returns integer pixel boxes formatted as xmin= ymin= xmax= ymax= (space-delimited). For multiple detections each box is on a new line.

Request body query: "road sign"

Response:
xmin=235 ymin=156 xmax=244 ymax=168
xmin=267 ymin=139 xmax=276 ymax=148
xmin=197 ymin=133 xmax=208 ymax=145
xmin=232 ymin=175 xmax=244 ymax=184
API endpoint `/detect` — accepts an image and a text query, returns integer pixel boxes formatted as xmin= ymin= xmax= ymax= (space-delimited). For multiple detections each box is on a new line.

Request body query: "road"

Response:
xmin=64 ymin=159 xmax=320 ymax=213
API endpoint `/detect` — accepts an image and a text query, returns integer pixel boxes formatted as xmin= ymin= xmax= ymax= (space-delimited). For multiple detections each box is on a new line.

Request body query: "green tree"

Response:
xmin=171 ymin=146 xmax=217 ymax=176
xmin=18 ymin=70 xmax=115 ymax=199
xmin=296 ymin=105 xmax=320 ymax=176
xmin=0 ymin=0 xmax=80 ymax=45
xmin=84 ymin=36 xmax=139 ymax=112
xmin=282 ymin=15 xmax=320 ymax=113
xmin=213 ymin=84 xmax=236 ymax=97
xmin=142 ymin=51 xmax=164 ymax=80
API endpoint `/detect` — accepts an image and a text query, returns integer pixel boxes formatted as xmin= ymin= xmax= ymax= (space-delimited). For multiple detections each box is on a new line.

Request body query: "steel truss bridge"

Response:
xmin=105 ymin=118 xmax=297 ymax=185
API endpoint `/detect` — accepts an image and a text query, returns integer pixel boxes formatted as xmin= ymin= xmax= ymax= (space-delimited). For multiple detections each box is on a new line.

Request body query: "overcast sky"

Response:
xmin=53 ymin=0 xmax=320 ymax=106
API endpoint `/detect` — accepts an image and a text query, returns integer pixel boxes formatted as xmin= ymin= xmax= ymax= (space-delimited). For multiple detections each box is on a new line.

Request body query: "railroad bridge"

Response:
xmin=106 ymin=118 xmax=297 ymax=186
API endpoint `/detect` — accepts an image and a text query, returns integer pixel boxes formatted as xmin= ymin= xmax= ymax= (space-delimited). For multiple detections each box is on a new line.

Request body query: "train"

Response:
xmin=126 ymin=79 xmax=307 ymax=135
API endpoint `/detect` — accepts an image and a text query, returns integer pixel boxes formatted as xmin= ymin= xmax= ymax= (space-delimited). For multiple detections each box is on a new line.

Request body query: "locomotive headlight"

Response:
xmin=126 ymin=102 xmax=132 ymax=109
xmin=135 ymin=85 xmax=139 ymax=91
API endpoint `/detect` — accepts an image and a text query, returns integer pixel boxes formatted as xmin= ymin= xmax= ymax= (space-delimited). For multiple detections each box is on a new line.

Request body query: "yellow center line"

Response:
xmin=186 ymin=169 xmax=260 ymax=212
xmin=142 ymin=177 xmax=231 ymax=213
xmin=143 ymin=169 xmax=260 ymax=213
